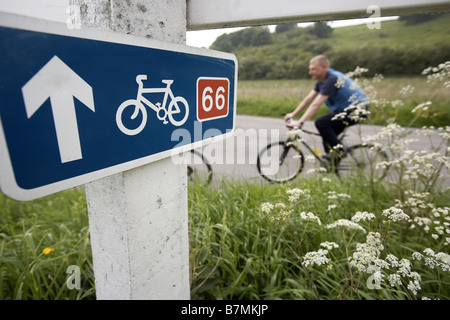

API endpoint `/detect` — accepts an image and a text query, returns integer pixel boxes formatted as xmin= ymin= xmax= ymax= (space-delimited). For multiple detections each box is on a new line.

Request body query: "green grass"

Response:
xmin=329 ymin=14 xmax=450 ymax=51
xmin=189 ymin=172 xmax=450 ymax=300
xmin=0 ymin=189 xmax=95 ymax=300
xmin=2 ymin=161 xmax=448 ymax=300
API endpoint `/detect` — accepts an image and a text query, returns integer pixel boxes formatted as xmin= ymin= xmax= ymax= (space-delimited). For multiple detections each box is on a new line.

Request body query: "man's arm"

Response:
xmin=298 ymin=94 xmax=328 ymax=123
xmin=287 ymin=93 xmax=328 ymax=128
xmin=284 ymin=90 xmax=318 ymax=121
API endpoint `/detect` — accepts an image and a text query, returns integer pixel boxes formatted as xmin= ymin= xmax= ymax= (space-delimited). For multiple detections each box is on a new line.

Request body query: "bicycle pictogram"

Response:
xmin=116 ymin=75 xmax=189 ymax=135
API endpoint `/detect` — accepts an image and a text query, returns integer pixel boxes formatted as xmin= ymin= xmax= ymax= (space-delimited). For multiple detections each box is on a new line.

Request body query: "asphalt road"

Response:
xmin=196 ymin=114 xmax=448 ymax=186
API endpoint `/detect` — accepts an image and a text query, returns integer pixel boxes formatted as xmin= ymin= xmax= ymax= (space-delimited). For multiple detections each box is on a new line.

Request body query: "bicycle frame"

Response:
xmin=258 ymin=122 xmax=389 ymax=183
xmin=286 ymin=127 xmax=348 ymax=167
xmin=134 ymin=76 xmax=176 ymax=122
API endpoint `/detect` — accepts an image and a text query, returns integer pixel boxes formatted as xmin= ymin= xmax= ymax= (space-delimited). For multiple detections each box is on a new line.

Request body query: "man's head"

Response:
xmin=309 ymin=55 xmax=329 ymax=81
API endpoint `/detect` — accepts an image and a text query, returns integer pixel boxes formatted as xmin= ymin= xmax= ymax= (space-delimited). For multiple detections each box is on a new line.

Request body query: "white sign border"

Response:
xmin=0 ymin=12 xmax=238 ymax=201
xmin=187 ymin=0 xmax=450 ymax=30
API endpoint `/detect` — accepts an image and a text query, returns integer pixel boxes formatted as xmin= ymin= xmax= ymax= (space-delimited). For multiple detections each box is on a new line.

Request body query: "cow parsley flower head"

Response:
xmin=302 ymin=249 xmax=330 ymax=268
xmin=286 ymin=188 xmax=305 ymax=203
xmin=382 ymin=207 xmax=410 ymax=222
xmin=259 ymin=202 xmax=274 ymax=214
xmin=348 ymin=232 xmax=383 ymax=272
xmin=408 ymin=279 xmax=422 ymax=295
xmin=326 ymin=219 xmax=366 ymax=233
xmin=320 ymin=241 xmax=339 ymax=250
xmin=351 ymin=211 xmax=376 ymax=222
xmin=423 ymin=248 xmax=450 ymax=271
xmin=299 ymin=211 xmax=322 ymax=225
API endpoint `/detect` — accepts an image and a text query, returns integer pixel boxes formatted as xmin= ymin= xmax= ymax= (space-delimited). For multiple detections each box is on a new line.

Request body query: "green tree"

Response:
xmin=210 ymin=33 xmax=233 ymax=52
xmin=312 ymin=21 xmax=333 ymax=38
xmin=275 ymin=23 xmax=297 ymax=33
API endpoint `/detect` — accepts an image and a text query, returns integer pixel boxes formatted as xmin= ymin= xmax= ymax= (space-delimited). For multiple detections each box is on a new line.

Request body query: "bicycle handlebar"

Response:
xmin=136 ymin=74 xmax=148 ymax=84
xmin=285 ymin=118 xmax=300 ymax=130
xmin=285 ymin=119 xmax=321 ymax=136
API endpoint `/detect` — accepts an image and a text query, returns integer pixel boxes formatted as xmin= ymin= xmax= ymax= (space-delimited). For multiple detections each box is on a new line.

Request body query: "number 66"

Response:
xmin=197 ymin=78 xmax=229 ymax=121
xmin=202 ymin=86 xmax=226 ymax=112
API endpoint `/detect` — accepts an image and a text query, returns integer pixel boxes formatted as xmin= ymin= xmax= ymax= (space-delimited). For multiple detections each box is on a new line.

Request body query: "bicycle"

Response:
xmin=116 ymin=75 xmax=189 ymax=135
xmin=187 ymin=149 xmax=213 ymax=184
xmin=257 ymin=121 xmax=389 ymax=183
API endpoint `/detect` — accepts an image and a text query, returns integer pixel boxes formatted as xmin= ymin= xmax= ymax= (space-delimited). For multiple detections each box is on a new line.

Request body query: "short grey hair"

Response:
xmin=310 ymin=55 xmax=330 ymax=68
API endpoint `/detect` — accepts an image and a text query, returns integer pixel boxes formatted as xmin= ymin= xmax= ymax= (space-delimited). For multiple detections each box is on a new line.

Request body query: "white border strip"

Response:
xmin=187 ymin=0 xmax=450 ymax=30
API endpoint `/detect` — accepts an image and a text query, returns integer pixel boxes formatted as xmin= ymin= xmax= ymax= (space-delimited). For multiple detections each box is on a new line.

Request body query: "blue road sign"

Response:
xmin=0 ymin=13 xmax=237 ymax=200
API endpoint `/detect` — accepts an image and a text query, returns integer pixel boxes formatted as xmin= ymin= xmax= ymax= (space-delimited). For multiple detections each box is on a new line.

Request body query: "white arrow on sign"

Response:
xmin=21 ymin=55 xmax=95 ymax=163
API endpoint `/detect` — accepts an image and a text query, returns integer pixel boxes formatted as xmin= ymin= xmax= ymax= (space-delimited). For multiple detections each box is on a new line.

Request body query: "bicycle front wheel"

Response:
xmin=338 ymin=144 xmax=389 ymax=182
xmin=168 ymin=97 xmax=189 ymax=126
xmin=257 ymin=141 xmax=304 ymax=183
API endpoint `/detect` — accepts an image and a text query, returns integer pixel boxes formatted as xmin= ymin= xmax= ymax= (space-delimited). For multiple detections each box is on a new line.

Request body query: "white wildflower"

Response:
xmin=411 ymin=101 xmax=432 ymax=114
xmin=299 ymin=211 xmax=322 ymax=225
xmin=286 ymin=188 xmax=305 ymax=203
xmin=399 ymin=84 xmax=415 ymax=96
xmin=385 ymin=254 xmax=400 ymax=268
xmin=327 ymin=204 xmax=337 ymax=211
xmin=423 ymin=249 xmax=450 ymax=271
xmin=327 ymin=191 xmax=351 ymax=200
xmin=259 ymin=202 xmax=274 ymax=214
xmin=326 ymin=219 xmax=366 ymax=233
xmin=335 ymin=76 xmax=346 ymax=88
xmin=412 ymin=252 xmax=423 ymax=261
xmin=382 ymin=206 xmax=410 ymax=222
xmin=320 ymin=241 xmax=339 ymax=250
xmin=351 ymin=211 xmax=376 ymax=222
xmin=348 ymin=232 xmax=383 ymax=272
xmin=407 ymin=279 xmax=421 ymax=295
xmin=302 ymin=249 xmax=330 ymax=268
xmin=388 ymin=273 xmax=402 ymax=287
xmin=287 ymin=129 xmax=303 ymax=140
xmin=397 ymin=259 xmax=412 ymax=277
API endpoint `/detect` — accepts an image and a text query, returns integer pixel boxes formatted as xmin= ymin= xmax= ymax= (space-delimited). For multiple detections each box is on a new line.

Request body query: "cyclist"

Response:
xmin=284 ymin=55 xmax=369 ymax=161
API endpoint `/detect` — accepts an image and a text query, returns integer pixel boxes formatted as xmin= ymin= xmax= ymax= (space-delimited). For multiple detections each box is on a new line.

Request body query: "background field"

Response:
xmin=212 ymin=13 xmax=450 ymax=80
xmin=236 ymin=76 xmax=450 ymax=127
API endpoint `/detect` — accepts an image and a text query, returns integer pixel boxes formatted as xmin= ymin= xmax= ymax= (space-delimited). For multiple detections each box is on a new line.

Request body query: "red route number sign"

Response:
xmin=196 ymin=77 xmax=229 ymax=121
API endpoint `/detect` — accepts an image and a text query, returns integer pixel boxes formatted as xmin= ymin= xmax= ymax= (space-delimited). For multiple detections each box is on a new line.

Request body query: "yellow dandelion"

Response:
xmin=42 ymin=247 xmax=55 ymax=255
xmin=313 ymin=147 xmax=323 ymax=157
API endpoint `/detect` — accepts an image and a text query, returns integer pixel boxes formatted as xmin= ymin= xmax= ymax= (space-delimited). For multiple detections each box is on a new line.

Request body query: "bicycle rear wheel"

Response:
xmin=257 ymin=141 xmax=304 ymax=183
xmin=338 ymin=144 xmax=389 ymax=182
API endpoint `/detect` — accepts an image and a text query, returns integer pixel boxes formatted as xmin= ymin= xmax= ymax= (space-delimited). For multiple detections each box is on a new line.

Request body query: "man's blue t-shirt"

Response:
xmin=314 ymin=68 xmax=368 ymax=113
